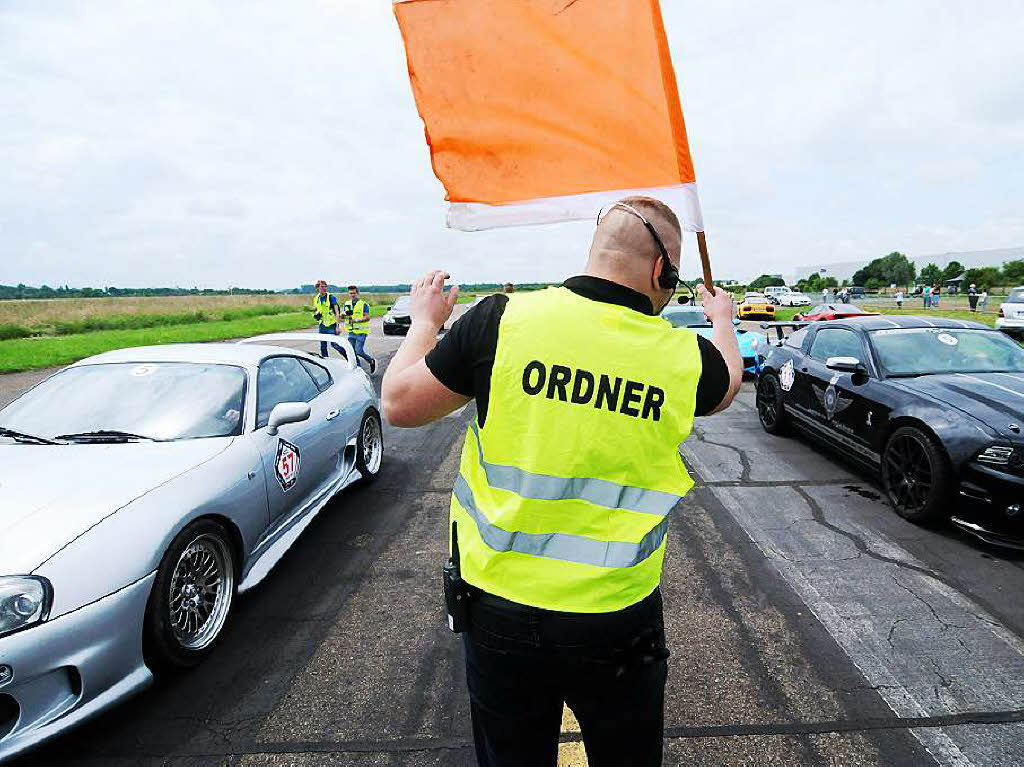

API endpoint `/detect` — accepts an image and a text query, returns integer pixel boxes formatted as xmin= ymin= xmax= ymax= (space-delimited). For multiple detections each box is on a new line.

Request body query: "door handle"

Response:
xmin=801 ymin=367 xmax=808 ymax=373
xmin=247 ymin=470 xmax=257 ymax=480
xmin=326 ymin=409 xmax=340 ymax=421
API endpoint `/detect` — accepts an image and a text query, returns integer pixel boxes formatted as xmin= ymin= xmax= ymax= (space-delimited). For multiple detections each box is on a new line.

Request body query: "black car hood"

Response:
xmin=891 ymin=372 xmax=1024 ymax=438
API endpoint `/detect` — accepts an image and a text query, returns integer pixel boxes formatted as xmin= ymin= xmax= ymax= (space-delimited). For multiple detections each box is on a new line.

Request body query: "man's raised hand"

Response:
xmin=410 ymin=270 xmax=459 ymax=330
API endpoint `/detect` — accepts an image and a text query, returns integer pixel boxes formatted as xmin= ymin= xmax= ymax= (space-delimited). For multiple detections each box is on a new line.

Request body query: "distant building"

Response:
xmin=789 ymin=245 xmax=1023 ymax=285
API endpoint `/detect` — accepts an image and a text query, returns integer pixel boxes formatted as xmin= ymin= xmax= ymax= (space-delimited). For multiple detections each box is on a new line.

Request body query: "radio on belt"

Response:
xmin=442 ymin=521 xmax=471 ymax=633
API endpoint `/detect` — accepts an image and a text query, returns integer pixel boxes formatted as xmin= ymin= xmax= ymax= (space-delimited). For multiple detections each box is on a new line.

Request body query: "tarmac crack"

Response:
xmin=691 ymin=425 xmax=752 ymax=483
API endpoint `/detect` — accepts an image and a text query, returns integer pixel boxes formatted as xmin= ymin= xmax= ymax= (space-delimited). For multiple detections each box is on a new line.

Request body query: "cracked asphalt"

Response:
xmin=7 ymin=316 xmax=1024 ymax=766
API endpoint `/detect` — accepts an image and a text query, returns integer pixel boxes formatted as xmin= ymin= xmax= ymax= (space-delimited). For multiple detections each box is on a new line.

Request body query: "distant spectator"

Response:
xmin=922 ymin=284 xmax=931 ymax=308
xmin=968 ymin=283 xmax=978 ymax=312
xmin=979 ymin=289 xmax=989 ymax=312
xmin=822 ymin=288 xmax=828 ymax=303
xmin=932 ymin=284 xmax=941 ymax=309
xmin=503 ymin=282 xmax=515 ymax=294
xmin=895 ymin=289 xmax=904 ymax=310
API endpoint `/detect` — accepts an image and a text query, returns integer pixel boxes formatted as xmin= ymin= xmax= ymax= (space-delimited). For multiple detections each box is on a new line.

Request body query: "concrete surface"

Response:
xmin=5 ymin=310 xmax=1024 ymax=766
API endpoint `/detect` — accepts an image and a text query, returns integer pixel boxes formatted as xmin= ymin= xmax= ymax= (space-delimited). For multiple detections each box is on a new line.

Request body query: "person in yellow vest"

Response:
xmin=343 ymin=285 xmax=377 ymax=374
xmin=311 ymin=279 xmax=343 ymax=358
xmin=382 ymin=197 xmax=742 ymax=766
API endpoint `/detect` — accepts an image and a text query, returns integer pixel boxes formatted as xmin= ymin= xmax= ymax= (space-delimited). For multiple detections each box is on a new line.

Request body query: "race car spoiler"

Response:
xmin=759 ymin=321 xmax=811 ymax=344
xmin=238 ymin=333 xmax=357 ymax=370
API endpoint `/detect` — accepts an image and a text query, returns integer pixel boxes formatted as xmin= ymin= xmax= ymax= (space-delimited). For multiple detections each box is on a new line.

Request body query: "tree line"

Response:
xmin=0 ymin=284 xmax=276 ymax=300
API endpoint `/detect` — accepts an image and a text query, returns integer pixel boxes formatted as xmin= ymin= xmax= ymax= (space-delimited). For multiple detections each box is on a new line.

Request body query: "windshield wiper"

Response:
xmin=0 ymin=426 xmax=61 ymax=445
xmin=55 ymin=429 xmax=159 ymax=443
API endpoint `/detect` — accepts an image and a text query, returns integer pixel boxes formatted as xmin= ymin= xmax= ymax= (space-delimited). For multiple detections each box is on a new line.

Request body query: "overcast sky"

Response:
xmin=2 ymin=1 xmax=1022 ymax=289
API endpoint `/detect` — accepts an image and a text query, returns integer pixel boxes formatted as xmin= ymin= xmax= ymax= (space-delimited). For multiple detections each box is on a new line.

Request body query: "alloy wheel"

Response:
xmin=168 ymin=533 xmax=234 ymax=650
xmin=757 ymin=376 xmax=779 ymax=429
xmin=883 ymin=434 xmax=934 ymax=512
xmin=362 ymin=414 xmax=383 ymax=475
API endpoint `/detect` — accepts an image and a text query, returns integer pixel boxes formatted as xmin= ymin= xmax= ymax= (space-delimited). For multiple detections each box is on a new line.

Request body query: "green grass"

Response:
xmin=0 ymin=302 xmax=433 ymax=373
xmin=768 ymin=306 xmax=997 ymax=326
xmin=0 ymin=312 xmax=317 ymax=373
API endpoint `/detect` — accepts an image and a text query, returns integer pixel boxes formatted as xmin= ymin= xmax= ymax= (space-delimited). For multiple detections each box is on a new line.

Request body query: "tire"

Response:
xmin=756 ymin=373 xmax=788 ymax=434
xmin=881 ymin=426 xmax=951 ymax=524
xmin=356 ymin=407 xmax=384 ymax=482
xmin=143 ymin=519 xmax=237 ymax=676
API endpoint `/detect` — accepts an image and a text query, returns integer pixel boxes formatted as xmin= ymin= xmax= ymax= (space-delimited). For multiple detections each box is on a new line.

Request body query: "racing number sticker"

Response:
xmin=937 ymin=333 xmax=958 ymax=346
xmin=275 ymin=439 xmax=301 ymax=491
xmin=780 ymin=360 xmax=795 ymax=391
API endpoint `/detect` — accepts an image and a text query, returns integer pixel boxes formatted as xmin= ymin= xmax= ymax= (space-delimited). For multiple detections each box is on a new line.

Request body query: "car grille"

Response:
xmin=391 ymin=315 xmax=411 ymax=325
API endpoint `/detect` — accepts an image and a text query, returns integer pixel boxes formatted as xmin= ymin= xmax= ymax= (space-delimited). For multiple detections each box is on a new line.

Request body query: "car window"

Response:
xmin=299 ymin=358 xmax=333 ymax=392
xmin=870 ymin=328 xmax=1024 ymax=376
xmin=809 ymin=328 xmax=863 ymax=362
xmin=1009 ymin=288 xmax=1024 ymax=303
xmin=0 ymin=362 xmax=246 ymax=441
xmin=784 ymin=327 xmax=810 ymax=349
xmin=257 ymin=356 xmax=320 ymax=428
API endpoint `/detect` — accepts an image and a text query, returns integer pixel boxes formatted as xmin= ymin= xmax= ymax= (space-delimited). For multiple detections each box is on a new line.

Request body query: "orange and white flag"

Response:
xmin=394 ymin=0 xmax=702 ymax=232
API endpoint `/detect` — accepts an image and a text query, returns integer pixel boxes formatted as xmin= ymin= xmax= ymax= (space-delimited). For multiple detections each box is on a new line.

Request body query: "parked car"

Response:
xmin=660 ymin=305 xmax=765 ymax=374
xmin=738 ymin=292 xmax=776 ymax=321
xmin=794 ymin=303 xmax=880 ymax=322
xmin=756 ymin=316 xmax=1024 ymax=546
xmin=0 ymin=334 xmax=383 ymax=760
xmin=763 ymin=286 xmax=790 ymax=304
xmin=996 ymin=286 xmax=1024 ymax=338
xmin=777 ymin=291 xmax=812 ymax=307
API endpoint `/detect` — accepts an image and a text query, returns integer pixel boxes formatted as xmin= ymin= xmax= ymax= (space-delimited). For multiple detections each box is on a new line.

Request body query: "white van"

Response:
xmin=763 ymin=286 xmax=790 ymax=304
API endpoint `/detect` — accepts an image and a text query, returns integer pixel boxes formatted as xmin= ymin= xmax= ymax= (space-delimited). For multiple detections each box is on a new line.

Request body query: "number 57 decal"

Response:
xmin=275 ymin=439 xmax=301 ymax=491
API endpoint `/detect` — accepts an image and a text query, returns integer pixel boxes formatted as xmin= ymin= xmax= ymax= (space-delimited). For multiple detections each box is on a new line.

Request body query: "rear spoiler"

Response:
xmin=759 ymin=321 xmax=811 ymax=344
xmin=238 ymin=333 xmax=356 ymax=370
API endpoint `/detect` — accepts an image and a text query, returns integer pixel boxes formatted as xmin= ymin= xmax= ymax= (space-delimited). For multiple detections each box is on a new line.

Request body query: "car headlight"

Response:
xmin=384 ymin=313 xmax=394 ymax=323
xmin=0 ymin=576 xmax=51 ymax=637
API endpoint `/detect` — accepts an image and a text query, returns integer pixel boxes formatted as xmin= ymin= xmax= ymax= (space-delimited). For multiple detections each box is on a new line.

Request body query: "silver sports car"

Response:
xmin=0 ymin=334 xmax=383 ymax=760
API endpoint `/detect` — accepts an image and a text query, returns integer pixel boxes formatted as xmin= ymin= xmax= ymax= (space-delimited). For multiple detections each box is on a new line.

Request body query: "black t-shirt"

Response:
xmin=425 ymin=276 xmax=730 ymax=426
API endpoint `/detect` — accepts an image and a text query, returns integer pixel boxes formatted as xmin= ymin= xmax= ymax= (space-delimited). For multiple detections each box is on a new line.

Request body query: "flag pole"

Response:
xmin=696 ymin=231 xmax=714 ymax=293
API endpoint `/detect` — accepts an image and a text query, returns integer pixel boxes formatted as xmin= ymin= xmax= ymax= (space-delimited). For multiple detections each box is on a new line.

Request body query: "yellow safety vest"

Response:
xmin=450 ymin=287 xmax=702 ymax=613
xmin=344 ymin=298 xmax=371 ymax=335
xmin=312 ymin=293 xmax=337 ymax=328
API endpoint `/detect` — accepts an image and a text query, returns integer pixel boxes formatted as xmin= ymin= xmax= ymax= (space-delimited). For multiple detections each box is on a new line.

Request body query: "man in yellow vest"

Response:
xmin=311 ymin=279 xmax=343 ymax=358
xmin=343 ymin=285 xmax=377 ymax=374
xmin=382 ymin=197 xmax=742 ymax=766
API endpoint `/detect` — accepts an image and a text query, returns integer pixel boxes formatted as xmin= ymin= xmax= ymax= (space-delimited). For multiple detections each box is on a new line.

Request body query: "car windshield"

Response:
xmin=392 ymin=296 xmax=411 ymax=311
xmin=870 ymin=328 xmax=1024 ymax=376
xmin=831 ymin=304 xmax=867 ymax=313
xmin=661 ymin=307 xmax=708 ymax=327
xmin=745 ymin=294 xmax=767 ymax=302
xmin=1009 ymin=288 xmax=1024 ymax=303
xmin=0 ymin=362 xmax=246 ymax=441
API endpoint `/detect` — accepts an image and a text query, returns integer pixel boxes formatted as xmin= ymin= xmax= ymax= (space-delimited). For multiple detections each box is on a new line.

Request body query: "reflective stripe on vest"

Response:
xmin=468 ymin=420 xmax=678 ymax=517
xmin=449 ymin=286 xmax=702 ymax=613
xmin=313 ymin=293 xmax=336 ymax=327
xmin=345 ymin=298 xmax=370 ymax=334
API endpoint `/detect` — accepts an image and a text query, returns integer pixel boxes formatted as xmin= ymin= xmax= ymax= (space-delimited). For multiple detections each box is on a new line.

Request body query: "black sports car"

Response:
xmin=756 ymin=315 xmax=1024 ymax=547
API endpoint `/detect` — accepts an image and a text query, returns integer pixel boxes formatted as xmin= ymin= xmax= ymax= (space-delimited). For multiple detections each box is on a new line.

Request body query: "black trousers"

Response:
xmin=462 ymin=587 xmax=667 ymax=767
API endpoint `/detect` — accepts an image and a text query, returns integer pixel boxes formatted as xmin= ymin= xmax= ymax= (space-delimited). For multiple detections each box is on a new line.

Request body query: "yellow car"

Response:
xmin=737 ymin=292 xmax=776 ymax=320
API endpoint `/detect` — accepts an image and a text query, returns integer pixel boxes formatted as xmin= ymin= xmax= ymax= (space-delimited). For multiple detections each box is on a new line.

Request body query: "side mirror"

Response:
xmin=826 ymin=356 xmax=867 ymax=375
xmin=267 ymin=402 xmax=311 ymax=436
xmin=732 ymin=318 xmax=741 ymax=326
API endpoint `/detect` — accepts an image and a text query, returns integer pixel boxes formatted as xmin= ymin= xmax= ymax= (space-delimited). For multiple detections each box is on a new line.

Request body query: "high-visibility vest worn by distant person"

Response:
xmin=344 ymin=298 xmax=371 ymax=334
xmin=450 ymin=287 xmax=702 ymax=613
xmin=312 ymin=293 xmax=337 ymax=328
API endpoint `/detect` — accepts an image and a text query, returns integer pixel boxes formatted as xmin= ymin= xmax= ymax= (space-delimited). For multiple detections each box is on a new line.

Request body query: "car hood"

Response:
xmin=692 ymin=326 xmax=763 ymax=353
xmin=891 ymin=372 xmax=1024 ymax=439
xmin=0 ymin=439 xmax=231 ymax=573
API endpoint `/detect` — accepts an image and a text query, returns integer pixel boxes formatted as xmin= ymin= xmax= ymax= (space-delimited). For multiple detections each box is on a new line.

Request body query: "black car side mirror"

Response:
xmin=826 ymin=356 xmax=869 ymax=381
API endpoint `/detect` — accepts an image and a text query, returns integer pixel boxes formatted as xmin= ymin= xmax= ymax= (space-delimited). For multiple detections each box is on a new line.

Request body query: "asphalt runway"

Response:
xmin=6 ymin=312 xmax=1024 ymax=765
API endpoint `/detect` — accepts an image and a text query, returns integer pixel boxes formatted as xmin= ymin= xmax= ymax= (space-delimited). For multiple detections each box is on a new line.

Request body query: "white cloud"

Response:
xmin=1 ymin=0 xmax=1022 ymax=288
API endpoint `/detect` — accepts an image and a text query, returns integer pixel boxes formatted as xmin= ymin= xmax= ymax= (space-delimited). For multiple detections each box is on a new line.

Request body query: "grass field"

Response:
xmin=0 ymin=294 xmax=476 ymax=374
xmin=770 ymin=306 xmax=998 ymax=326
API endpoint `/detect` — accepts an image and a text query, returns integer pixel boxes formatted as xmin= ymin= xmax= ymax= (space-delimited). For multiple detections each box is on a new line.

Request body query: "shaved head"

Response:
xmin=585 ymin=196 xmax=683 ymax=311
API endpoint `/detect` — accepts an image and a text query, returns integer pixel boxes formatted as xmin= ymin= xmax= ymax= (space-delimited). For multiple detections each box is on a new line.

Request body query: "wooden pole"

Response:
xmin=696 ymin=230 xmax=714 ymax=293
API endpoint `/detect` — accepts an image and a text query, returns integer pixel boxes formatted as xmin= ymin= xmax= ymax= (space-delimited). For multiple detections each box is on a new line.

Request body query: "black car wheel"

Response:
xmin=881 ymin=426 xmax=951 ymax=523
xmin=144 ymin=518 xmax=237 ymax=676
xmin=756 ymin=374 xmax=787 ymax=434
